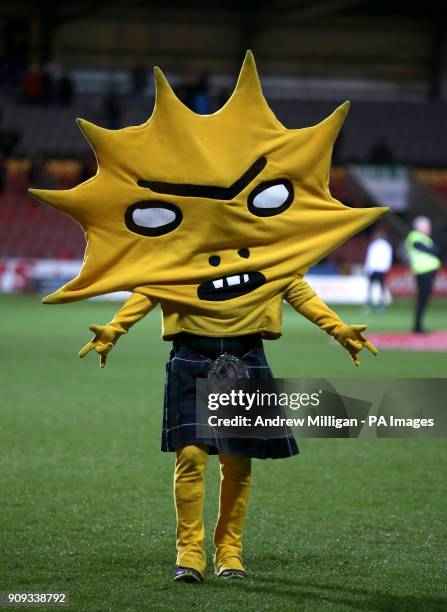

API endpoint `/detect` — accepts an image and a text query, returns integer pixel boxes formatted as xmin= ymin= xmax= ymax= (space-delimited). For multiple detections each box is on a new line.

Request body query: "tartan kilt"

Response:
xmin=161 ymin=337 xmax=299 ymax=459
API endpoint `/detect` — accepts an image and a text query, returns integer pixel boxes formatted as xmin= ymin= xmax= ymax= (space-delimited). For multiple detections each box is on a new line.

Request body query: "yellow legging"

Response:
xmin=174 ymin=444 xmax=252 ymax=576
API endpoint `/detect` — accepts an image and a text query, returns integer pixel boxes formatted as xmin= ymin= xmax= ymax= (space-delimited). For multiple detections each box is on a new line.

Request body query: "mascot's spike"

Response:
xmin=232 ymin=50 xmax=265 ymax=103
xmin=222 ymin=50 xmax=278 ymax=127
xmin=313 ymin=100 xmax=350 ymax=145
xmin=76 ymin=118 xmax=111 ymax=156
xmin=153 ymin=66 xmax=184 ymax=114
xmin=28 ymin=187 xmax=75 ymax=213
xmin=237 ymin=51 xmax=261 ymax=88
xmin=285 ymin=100 xmax=351 ymax=183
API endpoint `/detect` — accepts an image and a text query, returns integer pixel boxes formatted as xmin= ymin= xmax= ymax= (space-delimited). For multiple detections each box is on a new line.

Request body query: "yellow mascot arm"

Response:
xmin=285 ymin=279 xmax=378 ymax=366
xmin=79 ymin=292 xmax=157 ymax=368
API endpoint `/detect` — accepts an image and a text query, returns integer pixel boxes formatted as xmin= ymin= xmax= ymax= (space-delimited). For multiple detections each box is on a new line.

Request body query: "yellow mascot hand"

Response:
xmin=78 ymin=293 xmax=156 ymax=368
xmin=331 ymin=324 xmax=378 ymax=367
xmin=294 ymin=296 xmax=379 ymax=367
xmin=78 ymin=324 xmax=122 ymax=368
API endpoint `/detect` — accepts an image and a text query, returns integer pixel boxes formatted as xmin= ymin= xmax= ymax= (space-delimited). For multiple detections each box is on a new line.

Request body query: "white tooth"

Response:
xmin=213 ymin=279 xmax=224 ymax=289
xmin=227 ymin=275 xmax=240 ymax=286
xmin=243 ymin=274 xmax=249 ymax=282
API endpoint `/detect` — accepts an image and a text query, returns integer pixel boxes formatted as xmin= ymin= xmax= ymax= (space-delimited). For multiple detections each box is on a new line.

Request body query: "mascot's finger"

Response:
xmin=364 ymin=339 xmax=379 ymax=356
xmin=95 ymin=342 xmax=113 ymax=355
xmin=89 ymin=324 xmax=104 ymax=336
xmin=79 ymin=342 xmax=94 ymax=358
xmin=352 ymin=354 xmax=360 ymax=366
xmin=346 ymin=338 xmax=363 ymax=352
xmin=347 ymin=347 xmax=361 ymax=366
xmin=351 ymin=324 xmax=368 ymax=333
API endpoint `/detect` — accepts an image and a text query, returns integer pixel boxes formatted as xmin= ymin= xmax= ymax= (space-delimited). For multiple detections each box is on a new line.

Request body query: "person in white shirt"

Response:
xmin=364 ymin=230 xmax=393 ymax=310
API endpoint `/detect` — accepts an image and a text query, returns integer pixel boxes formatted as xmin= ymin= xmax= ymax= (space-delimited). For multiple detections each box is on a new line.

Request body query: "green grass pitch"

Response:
xmin=1 ymin=295 xmax=446 ymax=611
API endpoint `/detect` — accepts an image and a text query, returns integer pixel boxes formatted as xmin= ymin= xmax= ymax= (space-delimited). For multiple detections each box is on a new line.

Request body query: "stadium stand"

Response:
xmin=1 ymin=93 xmax=446 ymax=168
xmin=0 ymin=165 xmax=84 ymax=259
xmin=271 ymin=99 xmax=447 ymax=168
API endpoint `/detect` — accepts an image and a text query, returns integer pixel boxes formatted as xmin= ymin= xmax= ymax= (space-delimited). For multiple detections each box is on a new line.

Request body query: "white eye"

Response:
xmin=248 ymin=180 xmax=294 ymax=217
xmin=125 ymin=202 xmax=182 ymax=236
xmin=132 ymin=207 xmax=176 ymax=228
xmin=252 ymin=184 xmax=289 ymax=209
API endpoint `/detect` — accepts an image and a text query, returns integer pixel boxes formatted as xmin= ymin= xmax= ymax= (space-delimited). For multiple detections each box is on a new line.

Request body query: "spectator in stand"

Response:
xmin=405 ymin=216 xmax=442 ymax=333
xmin=364 ymin=229 xmax=393 ymax=311
xmin=41 ymin=62 xmax=56 ymax=105
xmin=0 ymin=110 xmax=20 ymax=156
xmin=21 ymin=62 xmax=43 ymax=104
xmin=183 ymin=74 xmax=211 ymax=115
xmin=369 ymin=140 xmax=394 ymax=165
xmin=175 ymin=75 xmax=191 ymax=107
xmin=103 ymin=90 xmax=122 ymax=129
xmin=58 ymin=69 xmax=74 ymax=106
xmin=130 ymin=64 xmax=147 ymax=101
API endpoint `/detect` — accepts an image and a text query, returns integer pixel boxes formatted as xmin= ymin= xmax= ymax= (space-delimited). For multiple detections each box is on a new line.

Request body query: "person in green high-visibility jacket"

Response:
xmin=405 ymin=216 xmax=441 ymax=333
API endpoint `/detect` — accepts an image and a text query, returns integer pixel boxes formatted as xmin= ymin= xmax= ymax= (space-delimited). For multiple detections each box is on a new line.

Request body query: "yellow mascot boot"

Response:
xmin=173 ymin=445 xmax=209 ymax=582
xmin=214 ymin=453 xmax=252 ymax=579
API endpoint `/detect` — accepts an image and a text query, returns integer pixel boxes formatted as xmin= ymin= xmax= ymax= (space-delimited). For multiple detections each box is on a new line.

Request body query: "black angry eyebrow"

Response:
xmin=137 ymin=157 xmax=267 ymax=200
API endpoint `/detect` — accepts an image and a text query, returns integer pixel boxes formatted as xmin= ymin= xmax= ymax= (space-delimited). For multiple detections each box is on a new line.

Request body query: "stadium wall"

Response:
xmin=1 ymin=259 xmax=447 ymax=301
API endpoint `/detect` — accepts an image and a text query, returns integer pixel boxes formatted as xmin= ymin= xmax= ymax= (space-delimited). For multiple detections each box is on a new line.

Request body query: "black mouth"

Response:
xmin=197 ymin=271 xmax=266 ymax=301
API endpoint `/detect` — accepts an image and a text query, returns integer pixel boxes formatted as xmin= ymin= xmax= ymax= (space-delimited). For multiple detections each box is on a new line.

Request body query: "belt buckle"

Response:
xmin=207 ymin=353 xmax=250 ymax=379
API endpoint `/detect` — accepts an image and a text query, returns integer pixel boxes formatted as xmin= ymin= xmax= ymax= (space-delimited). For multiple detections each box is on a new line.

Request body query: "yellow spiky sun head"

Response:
xmin=30 ymin=51 xmax=388 ymax=305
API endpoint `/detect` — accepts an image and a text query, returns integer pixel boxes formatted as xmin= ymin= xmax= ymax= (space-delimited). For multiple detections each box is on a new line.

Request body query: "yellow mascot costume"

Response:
xmin=30 ymin=51 xmax=388 ymax=582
